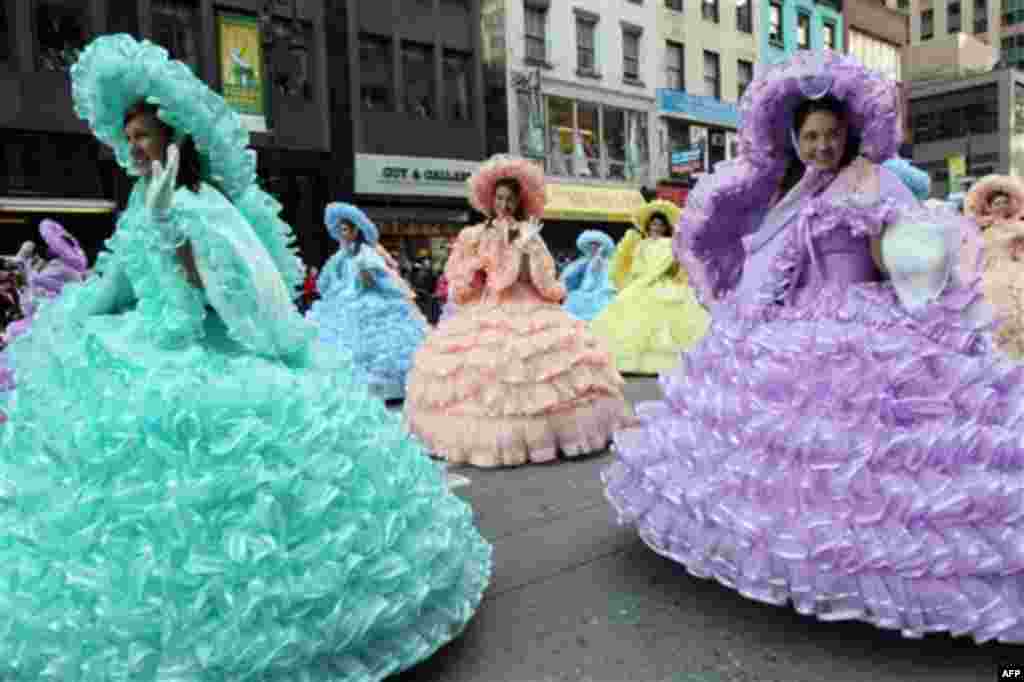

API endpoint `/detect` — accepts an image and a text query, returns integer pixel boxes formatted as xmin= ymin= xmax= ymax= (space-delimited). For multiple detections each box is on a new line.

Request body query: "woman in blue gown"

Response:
xmin=560 ymin=229 xmax=616 ymax=321
xmin=306 ymin=203 xmax=428 ymax=401
xmin=0 ymin=34 xmax=491 ymax=681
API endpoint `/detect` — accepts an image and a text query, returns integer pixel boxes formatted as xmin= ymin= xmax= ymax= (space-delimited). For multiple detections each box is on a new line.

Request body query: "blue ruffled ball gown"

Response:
xmin=561 ymin=252 xmax=616 ymax=321
xmin=0 ymin=182 xmax=491 ymax=680
xmin=306 ymin=243 xmax=428 ymax=401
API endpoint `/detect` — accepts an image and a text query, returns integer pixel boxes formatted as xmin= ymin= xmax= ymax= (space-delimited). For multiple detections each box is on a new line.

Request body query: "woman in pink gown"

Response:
xmin=964 ymin=174 xmax=1024 ymax=359
xmin=404 ymin=155 xmax=633 ymax=467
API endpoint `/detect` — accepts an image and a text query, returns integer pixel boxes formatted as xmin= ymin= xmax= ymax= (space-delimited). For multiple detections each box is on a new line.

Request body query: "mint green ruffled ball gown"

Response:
xmin=0 ymin=34 xmax=491 ymax=681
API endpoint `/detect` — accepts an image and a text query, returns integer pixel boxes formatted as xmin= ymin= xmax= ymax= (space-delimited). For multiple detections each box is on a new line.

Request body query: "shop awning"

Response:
xmin=542 ymin=184 xmax=647 ymax=223
xmin=0 ymin=197 xmax=117 ymax=214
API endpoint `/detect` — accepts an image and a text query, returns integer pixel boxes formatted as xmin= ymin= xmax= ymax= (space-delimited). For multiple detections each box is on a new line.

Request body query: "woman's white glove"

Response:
xmin=145 ymin=144 xmax=180 ymax=218
xmin=145 ymin=144 xmax=184 ymax=247
xmin=881 ymin=217 xmax=954 ymax=313
xmin=515 ymin=216 xmax=544 ymax=248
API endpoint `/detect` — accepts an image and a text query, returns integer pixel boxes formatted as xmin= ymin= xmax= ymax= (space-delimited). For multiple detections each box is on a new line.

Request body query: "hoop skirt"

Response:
xmin=306 ymin=246 xmax=428 ymax=400
xmin=405 ymin=222 xmax=633 ymax=467
xmin=590 ymin=232 xmax=710 ymax=374
xmin=605 ymin=186 xmax=1024 ymax=644
xmin=0 ymin=184 xmax=491 ymax=679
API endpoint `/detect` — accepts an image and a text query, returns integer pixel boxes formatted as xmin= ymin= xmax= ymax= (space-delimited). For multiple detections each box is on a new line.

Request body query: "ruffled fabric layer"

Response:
xmin=564 ymin=287 xmax=616 ymax=322
xmin=603 ymin=281 xmax=1024 ymax=644
xmin=589 ymin=277 xmax=710 ymax=375
xmin=975 ymin=222 xmax=1024 ymax=360
xmin=404 ymin=301 xmax=634 ymax=467
xmin=306 ymin=289 xmax=428 ymax=401
xmin=0 ymin=288 xmax=491 ymax=680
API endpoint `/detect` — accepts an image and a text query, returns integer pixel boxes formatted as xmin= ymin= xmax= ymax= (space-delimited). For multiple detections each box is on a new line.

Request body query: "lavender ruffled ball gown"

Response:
xmin=604 ymin=50 xmax=1024 ymax=645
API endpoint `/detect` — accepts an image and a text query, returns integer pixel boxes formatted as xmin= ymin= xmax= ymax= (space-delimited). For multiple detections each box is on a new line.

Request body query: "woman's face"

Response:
xmin=648 ymin=216 xmax=670 ymax=237
xmin=588 ymin=243 xmax=600 ymax=256
xmin=124 ymin=112 xmax=170 ymax=177
xmin=494 ymin=184 xmax=520 ymax=219
xmin=992 ymin=193 xmax=1014 ymax=218
xmin=796 ymin=110 xmax=847 ymax=172
xmin=340 ymin=222 xmax=358 ymax=243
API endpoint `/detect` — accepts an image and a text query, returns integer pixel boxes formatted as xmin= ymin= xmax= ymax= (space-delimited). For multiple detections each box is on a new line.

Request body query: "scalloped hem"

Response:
xmin=604 ymin=460 xmax=1024 ymax=644
xmin=405 ymin=396 xmax=636 ymax=467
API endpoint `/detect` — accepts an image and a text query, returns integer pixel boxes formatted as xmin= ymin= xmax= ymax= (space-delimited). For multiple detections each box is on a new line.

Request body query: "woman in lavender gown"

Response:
xmin=604 ymin=51 xmax=1024 ymax=644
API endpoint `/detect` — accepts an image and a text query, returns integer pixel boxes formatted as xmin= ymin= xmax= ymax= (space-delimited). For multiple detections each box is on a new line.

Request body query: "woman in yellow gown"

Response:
xmin=590 ymin=199 xmax=710 ymax=375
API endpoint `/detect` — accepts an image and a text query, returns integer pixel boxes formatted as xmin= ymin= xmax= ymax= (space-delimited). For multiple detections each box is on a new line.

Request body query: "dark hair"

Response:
xmin=123 ymin=100 xmax=203 ymax=193
xmin=490 ymin=177 xmax=527 ymax=223
xmin=646 ymin=212 xmax=672 ymax=236
xmin=342 ymin=220 xmax=368 ymax=253
xmin=777 ymin=94 xmax=861 ymax=198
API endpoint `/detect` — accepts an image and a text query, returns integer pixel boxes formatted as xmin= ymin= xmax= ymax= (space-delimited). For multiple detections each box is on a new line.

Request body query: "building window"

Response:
xmin=704 ymin=49 xmax=720 ymax=100
xmin=666 ymin=40 xmax=684 ymax=90
xmin=736 ymin=0 xmax=753 ymax=32
xmin=769 ymin=2 xmax=784 ymax=47
xmin=152 ymin=1 xmax=201 ymax=74
xmin=665 ymin=0 xmax=683 ymax=10
xmin=576 ymin=15 xmax=597 ymax=74
xmin=360 ymin=34 xmax=393 ymax=111
xmin=975 ymin=0 xmax=988 ymax=32
xmin=922 ymin=9 xmax=934 ymax=39
xmin=823 ymin=20 xmax=837 ymax=49
xmin=402 ymin=41 xmax=435 ymax=118
xmin=911 ymin=85 xmax=999 ymax=143
xmin=443 ymin=50 xmax=472 ymax=121
xmin=949 ymin=2 xmax=962 ymax=31
xmin=0 ymin=0 xmax=9 ymax=64
xmin=850 ymin=29 xmax=902 ymax=80
xmin=797 ymin=12 xmax=811 ymax=49
xmin=898 ymin=0 xmax=909 ymax=10
xmin=623 ymin=29 xmax=641 ymax=80
xmin=34 ymin=0 xmax=90 ymax=72
xmin=524 ymin=5 xmax=547 ymax=62
xmin=544 ymin=96 xmax=648 ymax=180
xmin=737 ymin=59 xmax=753 ymax=99
xmin=702 ymin=0 xmax=720 ymax=22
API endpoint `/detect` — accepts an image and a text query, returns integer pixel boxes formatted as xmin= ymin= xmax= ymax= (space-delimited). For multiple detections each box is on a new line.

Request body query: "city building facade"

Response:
xmin=483 ymin=0 xmax=659 ymax=247
xmin=908 ymin=67 xmax=1024 ymax=197
xmin=343 ymin=0 xmax=486 ymax=261
xmin=654 ymin=0 xmax=759 ymax=206
xmin=0 ymin=0 xmax=331 ymax=264
xmin=760 ymin=0 xmax=844 ymax=64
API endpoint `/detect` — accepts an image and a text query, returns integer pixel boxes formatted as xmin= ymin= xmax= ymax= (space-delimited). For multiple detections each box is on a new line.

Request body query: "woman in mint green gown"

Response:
xmin=0 ymin=34 xmax=491 ymax=681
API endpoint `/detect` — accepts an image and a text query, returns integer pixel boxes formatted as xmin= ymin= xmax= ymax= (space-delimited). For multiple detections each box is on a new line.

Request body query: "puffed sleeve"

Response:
xmin=444 ymin=224 xmax=487 ymax=304
xmin=609 ymin=229 xmax=643 ymax=290
xmin=521 ymin=237 xmax=567 ymax=303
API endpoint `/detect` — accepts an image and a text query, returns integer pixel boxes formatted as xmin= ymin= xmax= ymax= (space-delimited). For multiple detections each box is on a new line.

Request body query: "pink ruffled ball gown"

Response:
xmin=404 ymin=218 xmax=633 ymax=467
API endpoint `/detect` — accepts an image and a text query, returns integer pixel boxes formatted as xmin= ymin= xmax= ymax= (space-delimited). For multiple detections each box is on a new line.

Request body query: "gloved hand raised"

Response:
xmin=145 ymin=143 xmax=180 ymax=219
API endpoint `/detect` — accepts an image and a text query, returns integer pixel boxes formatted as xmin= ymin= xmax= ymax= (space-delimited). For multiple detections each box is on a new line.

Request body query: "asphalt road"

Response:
xmin=391 ymin=376 xmax=1011 ymax=682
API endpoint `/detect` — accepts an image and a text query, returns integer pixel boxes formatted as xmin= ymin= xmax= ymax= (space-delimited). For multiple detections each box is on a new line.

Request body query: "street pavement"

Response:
xmin=392 ymin=377 xmax=1012 ymax=682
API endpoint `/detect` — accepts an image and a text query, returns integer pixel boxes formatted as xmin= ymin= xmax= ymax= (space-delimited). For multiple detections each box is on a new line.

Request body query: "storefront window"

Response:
xmin=547 ymin=96 xmax=573 ymax=176
xmin=152 ymin=1 xmax=201 ymax=74
xmin=443 ymin=50 xmax=472 ymax=121
xmin=360 ymin=34 xmax=393 ymax=111
xmin=403 ymin=41 xmax=435 ymax=118
xmin=577 ymin=101 xmax=600 ymax=178
xmin=34 ymin=0 xmax=90 ymax=72
xmin=603 ymin=107 xmax=627 ymax=180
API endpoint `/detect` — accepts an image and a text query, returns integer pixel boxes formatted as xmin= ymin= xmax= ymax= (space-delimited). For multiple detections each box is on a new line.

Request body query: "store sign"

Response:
xmin=543 ymin=184 xmax=646 ymax=223
xmin=671 ymin=149 xmax=702 ymax=176
xmin=657 ymin=89 xmax=739 ymax=129
xmin=355 ymin=154 xmax=481 ymax=197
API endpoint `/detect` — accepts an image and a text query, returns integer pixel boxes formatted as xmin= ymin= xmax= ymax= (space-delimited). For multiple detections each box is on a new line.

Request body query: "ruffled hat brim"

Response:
xmin=737 ymin=50 xmax=901 ymax=176
xmin=70 ymin=34 xmax=304 ymax=292
xmin=576 ymin=229 xmax=615 ymax=255
xmin=964 ymin=174 xmax=1024 ymax=225
xmin=325 ymin=203 xmax=379 ymax=245
xmin=467 ymin=155 xmax=546 ymax=219
xmin=633 ymin=199 xmax=681 ymax=234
